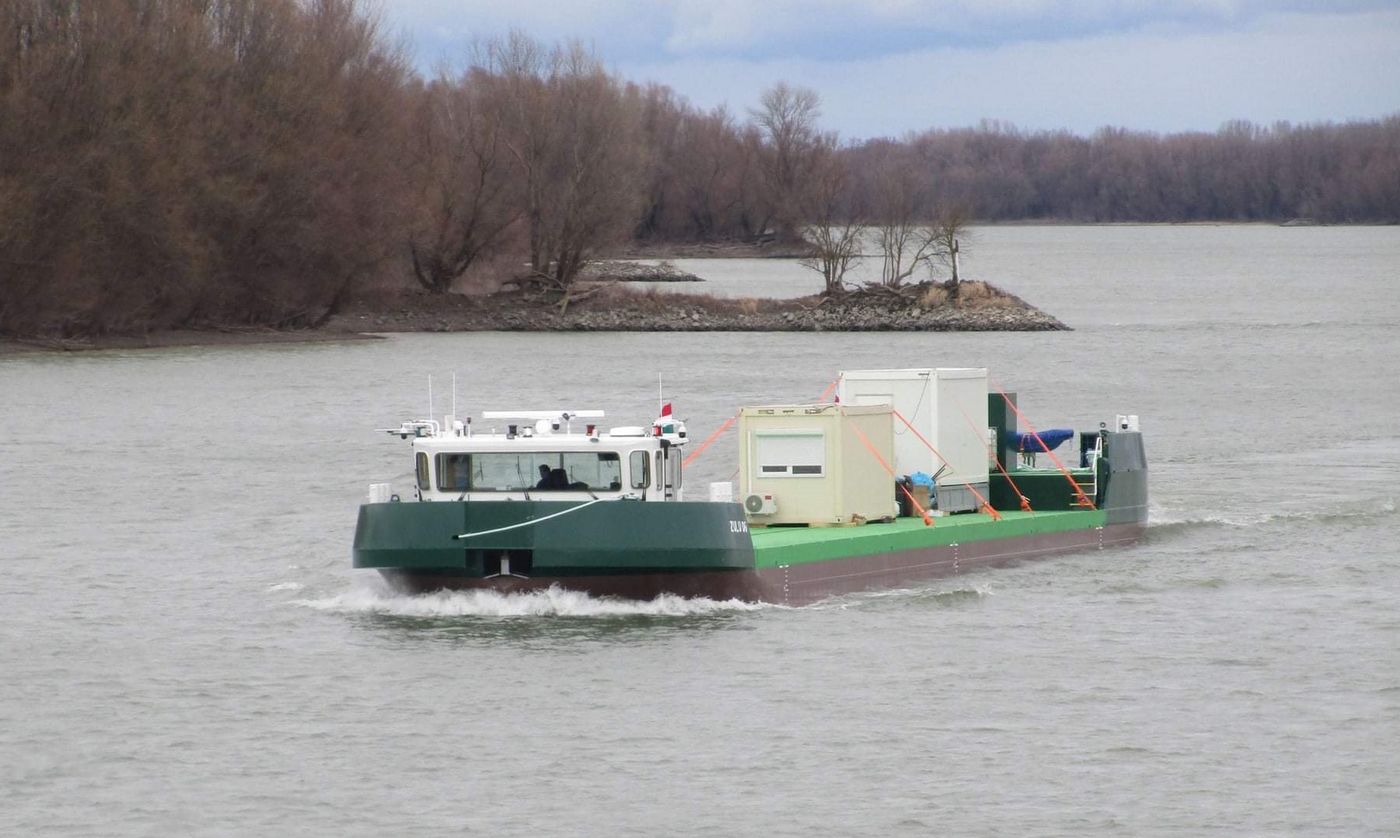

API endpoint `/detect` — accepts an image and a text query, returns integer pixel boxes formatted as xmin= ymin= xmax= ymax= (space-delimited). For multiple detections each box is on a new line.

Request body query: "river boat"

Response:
xmin=352 ymin=369 xmax=1147 ymax=605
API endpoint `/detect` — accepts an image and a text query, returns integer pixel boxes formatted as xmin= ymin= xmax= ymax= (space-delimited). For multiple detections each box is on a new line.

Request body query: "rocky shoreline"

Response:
xmin=1 ymin=280 xmax=1067 ymax=354
xmin=581 ymin=260 xmax=704 ymax=283
xmin=332 ymin=281 xmax=1068 ymax=334
xmin=608 ymin=239 xmax=813 ymax=260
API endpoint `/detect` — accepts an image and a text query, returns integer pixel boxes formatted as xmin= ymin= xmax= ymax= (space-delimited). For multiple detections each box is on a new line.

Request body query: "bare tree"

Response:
xmin=406 ymin=72 xmax=520 ymax=293
xmin=673 ymin=107 xmax=744 ymax=240
xmin=483 ymin=34 xmax=645 ymax=295
xmin=750 ymin=82 xmax=824 ymax=242
xmin=634 ymin=83 xmax=684 ymax=241
xmin=929 ymin=205 xmax=972 ymax=298
xmin=869 ymin=155 xmax=943 ymax=287
xmin=0 ymin=0 xmax=410 ymax=336
xmin=733 ymin=124 xmax=778 ymax=240
xmin=798 ymin=140 xmax=863 ymax=295
xmin=479 ymin=31 xmax=554 ymax=282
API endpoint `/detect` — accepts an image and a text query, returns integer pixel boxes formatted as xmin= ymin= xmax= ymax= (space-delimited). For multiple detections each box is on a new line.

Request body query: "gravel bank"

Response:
xmin=334 ymin=282 xmax=1069 ymax=333
xmin=2 ymin=280 xmax=1066 ymax=353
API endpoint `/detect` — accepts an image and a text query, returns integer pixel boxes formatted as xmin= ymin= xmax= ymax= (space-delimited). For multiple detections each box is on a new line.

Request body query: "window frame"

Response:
xmin=416 ymin=451 xmax=431 ymax=491
xmin=629 ymin=450 xmax=650 ymax=490
xmin=752 ymin=430 xmax=827 ymax=479
xmin=434 ymin=451 xmax=624 ymax=493
xmin=434 ymin=452 xmax=472 ymax=492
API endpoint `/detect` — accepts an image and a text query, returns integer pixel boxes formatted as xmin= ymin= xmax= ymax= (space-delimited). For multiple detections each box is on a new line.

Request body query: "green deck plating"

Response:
xmin=750 ymin=509 xmax=1107 ymax=568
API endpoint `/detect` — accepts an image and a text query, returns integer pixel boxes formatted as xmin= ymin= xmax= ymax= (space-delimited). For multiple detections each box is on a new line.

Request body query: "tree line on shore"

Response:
xmin=2 ymin=0 xmax=1398 ymax=337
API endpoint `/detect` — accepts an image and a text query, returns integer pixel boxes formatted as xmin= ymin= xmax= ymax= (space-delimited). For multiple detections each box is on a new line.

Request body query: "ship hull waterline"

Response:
xmin=373 ymin=521 xmax=1144 ymax=606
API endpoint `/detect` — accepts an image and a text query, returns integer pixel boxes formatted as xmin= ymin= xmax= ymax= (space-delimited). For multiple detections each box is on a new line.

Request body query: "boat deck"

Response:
xmin=749 ymin=508 xmax=1107 ymax=569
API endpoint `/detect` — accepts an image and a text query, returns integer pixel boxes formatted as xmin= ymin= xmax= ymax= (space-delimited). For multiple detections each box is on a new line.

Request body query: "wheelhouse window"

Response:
xmin=629 ymin=451 xmax=649 ymax=490
xmin=667 ymin=450 xmax=682 ymax=488
xmin=436 ymin=452 xmax=623 ymax=492
xmin=436 ymin=452 xmax=470 ymax=491
xmin=754 ymin=431 xmax=825 ymax=478
xmin=416 ymin=452 xmax=432 ymax=491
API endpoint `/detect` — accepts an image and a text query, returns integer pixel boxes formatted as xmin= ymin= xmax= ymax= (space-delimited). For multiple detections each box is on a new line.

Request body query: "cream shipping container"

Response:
xmin=738 ymin=403 xmax=896 ymax=526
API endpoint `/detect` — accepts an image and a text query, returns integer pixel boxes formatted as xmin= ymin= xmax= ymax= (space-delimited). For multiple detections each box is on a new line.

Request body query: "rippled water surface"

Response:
xmin=3 ymin=226 xmax=1399 ymax=835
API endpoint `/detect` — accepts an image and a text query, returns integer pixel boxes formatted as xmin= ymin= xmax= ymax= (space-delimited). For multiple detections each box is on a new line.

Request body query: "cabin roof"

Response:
xmin=413 ymin=434 xmax=658 ymax=452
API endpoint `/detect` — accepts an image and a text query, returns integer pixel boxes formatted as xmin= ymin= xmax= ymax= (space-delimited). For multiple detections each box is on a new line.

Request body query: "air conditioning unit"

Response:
xmin=744 ymin=493 xmax=777 ymax=515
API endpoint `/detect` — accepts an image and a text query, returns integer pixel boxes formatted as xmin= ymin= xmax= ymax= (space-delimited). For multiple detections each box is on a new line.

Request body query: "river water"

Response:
xmin=3 ymin=225 xmax=1398 ymax=835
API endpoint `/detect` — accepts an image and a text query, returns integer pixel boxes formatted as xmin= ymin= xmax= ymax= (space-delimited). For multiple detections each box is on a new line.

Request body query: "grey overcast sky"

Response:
xmin=382 ymin=1 xmax=1400 ymax=139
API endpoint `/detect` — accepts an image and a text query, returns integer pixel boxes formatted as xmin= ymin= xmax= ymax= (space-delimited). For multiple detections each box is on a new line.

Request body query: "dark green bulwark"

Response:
xmin=353 ymin=500 xmax=756 ymax=577
xmin=989 ymin=470 xmax=1093 ymax=512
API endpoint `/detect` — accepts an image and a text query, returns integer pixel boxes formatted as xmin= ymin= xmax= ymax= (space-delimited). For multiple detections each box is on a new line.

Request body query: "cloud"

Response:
xmin=619 ymin=8 xmax=1400 ymax=136
xmin=387 ymin=0 xmax=671 ymax=64
xmin=385 ymin=0 xmax=1400 ymax=63
xmin=379 ymin=2 xmax=1400 ymax=135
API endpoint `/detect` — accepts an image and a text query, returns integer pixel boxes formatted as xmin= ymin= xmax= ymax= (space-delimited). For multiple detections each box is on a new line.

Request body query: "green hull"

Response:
xmin=354 ymin=500 xmax=755 ymax=576
xmin=352 ymin=501 xmax=1137 ymax=604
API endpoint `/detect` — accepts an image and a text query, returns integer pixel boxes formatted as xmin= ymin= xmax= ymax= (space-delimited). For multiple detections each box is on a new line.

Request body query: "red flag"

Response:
xmin=661 ymin=402 xmax=673 ymax=417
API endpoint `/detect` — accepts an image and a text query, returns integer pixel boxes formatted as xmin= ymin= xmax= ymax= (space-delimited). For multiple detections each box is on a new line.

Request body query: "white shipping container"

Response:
xmin=838 ymin=368 xmax=989 ymax=512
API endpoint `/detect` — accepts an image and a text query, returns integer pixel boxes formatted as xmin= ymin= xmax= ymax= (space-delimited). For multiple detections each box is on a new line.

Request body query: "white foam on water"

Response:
xmin=267 ymin=581 xmax=304 ymax=592
xmin=293 ymin=579 xmax=772 ymax=618
xmin=813 ymin=584 xmax=994 ymax=610
xmin=1149 ymin=497 xmax=1396 ymax=530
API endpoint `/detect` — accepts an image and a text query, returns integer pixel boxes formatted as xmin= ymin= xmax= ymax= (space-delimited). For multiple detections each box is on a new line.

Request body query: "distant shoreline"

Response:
xmin=0 ymin=329 xmax=381 ymax=355
xmin=12 ymin=219 xmax=1400 ymax=354
xmin=0 ymin=279 xmax=1066 ymax=355
xmin=604 ymin=219 xmax=1398 ymax=262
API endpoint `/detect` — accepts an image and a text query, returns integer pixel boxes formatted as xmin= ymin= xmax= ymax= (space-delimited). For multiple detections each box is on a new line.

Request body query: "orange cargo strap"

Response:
xmin=681 ymin=413 xmax=739 ymax=468
xmin=891 ymin=409 xmax=1002 ymax=520
xmin=845 ymin=417 xmax=932 ymax=526
xmin=993 ymin=385 xmax=1095 ymax=509
xmin=951 ymin=399 xmax=1033 ymax=513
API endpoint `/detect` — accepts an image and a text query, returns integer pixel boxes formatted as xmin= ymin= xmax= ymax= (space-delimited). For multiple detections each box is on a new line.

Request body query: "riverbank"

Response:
xmin=608 ymin=239 xmax=813 ymax=259
xmin=332 ymin=280 xmax=1066 ymax=333
xmin=583 ymin=260 xmax=704 ymax=282
xmin=0 ymin=327 xmax=377 ymax=355
xmin=0 ymin=279 xmax=1064 ymax=354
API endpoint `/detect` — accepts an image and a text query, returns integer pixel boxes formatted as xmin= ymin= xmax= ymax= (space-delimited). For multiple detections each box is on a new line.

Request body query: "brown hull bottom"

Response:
xmin=380 ymin=522 xmax=1145 ymax=606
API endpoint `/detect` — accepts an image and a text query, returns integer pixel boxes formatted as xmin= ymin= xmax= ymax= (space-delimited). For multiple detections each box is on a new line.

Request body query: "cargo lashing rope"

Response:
xmin=951 ymin=398 xmax=1033 ymax=513
xmin=890 ymin=409 xmax=1002 ymax=521
xmin=845 ymin=417 xmax=933 ymax=526
xmin=454 ymin=497 xmax=608 ymax=540
xmin=689 ymin=376 xmax=834 ymax=474
xmin=992 ymin=385 xmax=1095 ymax=509
xmin=832 ymin=378 xmax=934 ymax=525
xmin=681 ymin=413 xmax=739 ymax=468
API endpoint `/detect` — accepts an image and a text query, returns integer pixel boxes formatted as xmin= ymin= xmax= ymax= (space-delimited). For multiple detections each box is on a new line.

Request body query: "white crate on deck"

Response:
xmin=838 ymin=368 xmax=989 ymax=513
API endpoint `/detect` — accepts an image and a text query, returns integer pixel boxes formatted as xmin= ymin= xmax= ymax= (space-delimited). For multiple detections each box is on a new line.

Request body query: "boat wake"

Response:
xmin=815 ymin=584 xmax=994 ymax=610
xmin=292 ymin=579 xmax=772 ymax=619
xmin=1148 ymin=497 xmax=1396 ymax=535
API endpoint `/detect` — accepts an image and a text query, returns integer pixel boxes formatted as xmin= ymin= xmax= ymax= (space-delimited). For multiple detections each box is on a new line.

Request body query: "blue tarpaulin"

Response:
xmin=1015 ymin=428 xmax=1075 ymax=452
xmin=908 ymin=471 xmax=935 ymax=488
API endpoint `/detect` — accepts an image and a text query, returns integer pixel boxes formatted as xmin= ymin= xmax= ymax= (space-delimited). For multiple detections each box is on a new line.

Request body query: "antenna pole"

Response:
xmin=452 ymin=372 xmax=457 ymax=418
xmin=658 ymin=374 xmax=663 ymax=416
xmin=427 ymin=375 xmax=433 ymax=422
